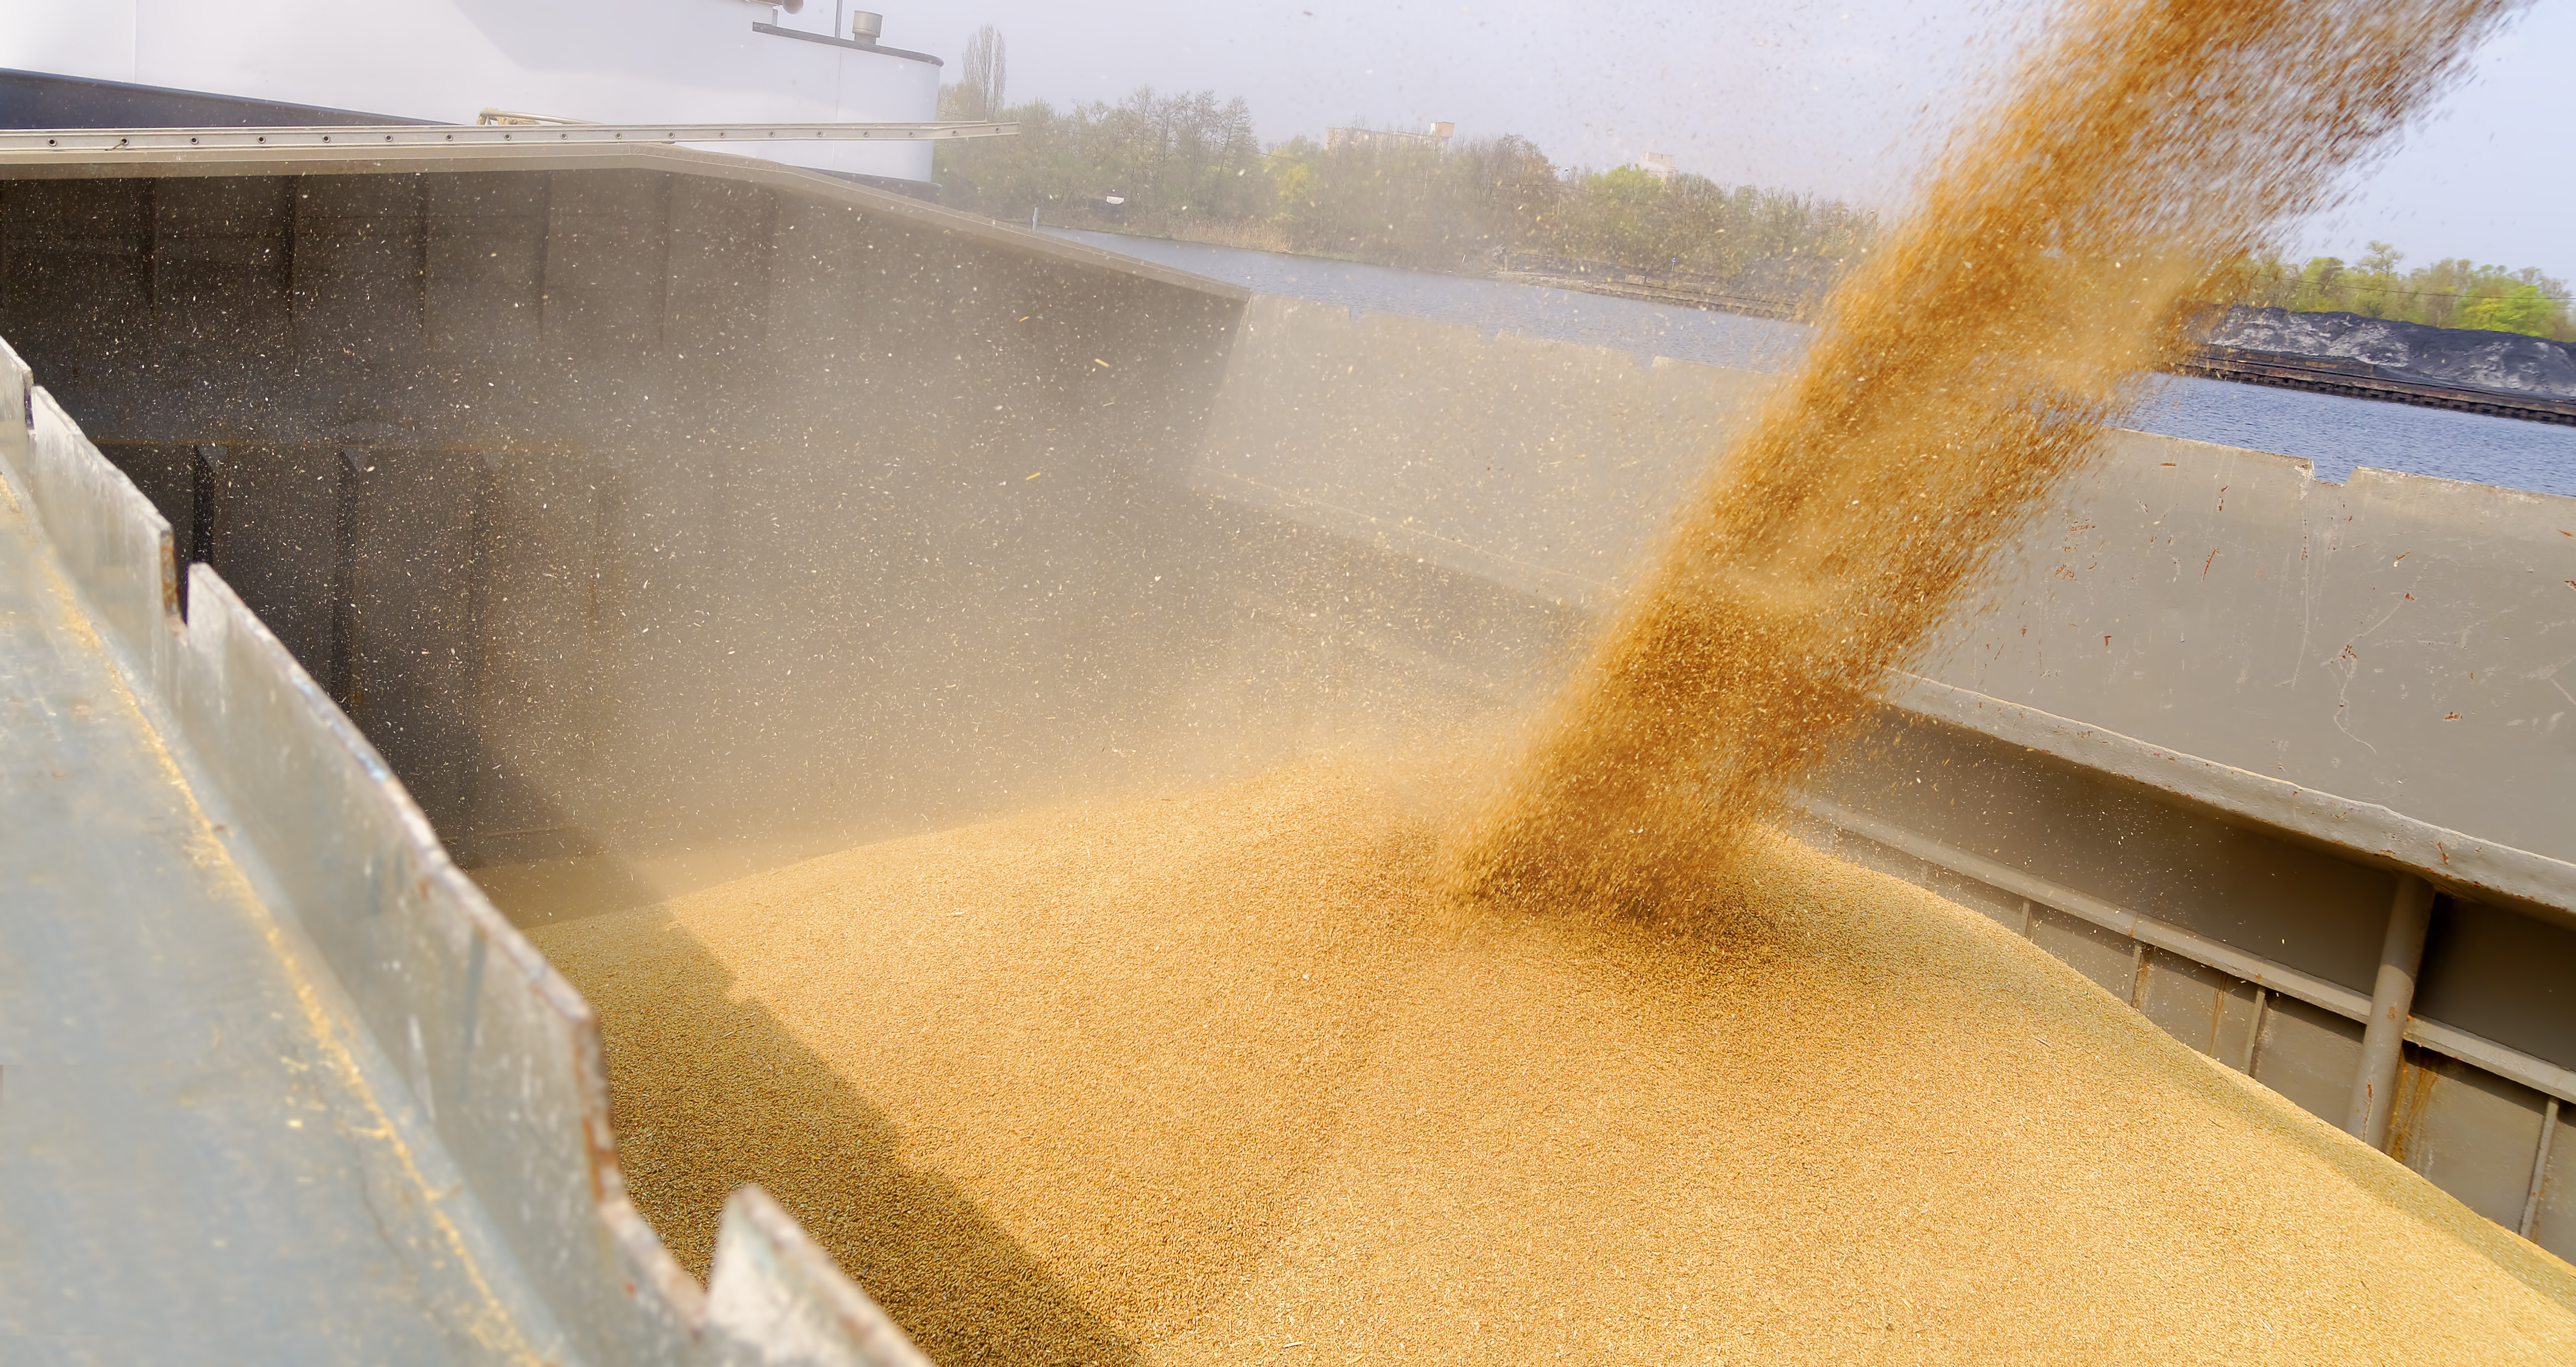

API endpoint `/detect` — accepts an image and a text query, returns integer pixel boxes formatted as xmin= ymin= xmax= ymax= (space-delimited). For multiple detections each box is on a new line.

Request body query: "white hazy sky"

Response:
xmin=887 ymin=1 xmax=2572 ymax=280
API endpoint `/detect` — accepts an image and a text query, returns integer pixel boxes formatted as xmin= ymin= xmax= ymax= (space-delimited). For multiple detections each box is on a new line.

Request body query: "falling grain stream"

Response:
xmin=527 ymin=2 xmax=2576 ymax=1361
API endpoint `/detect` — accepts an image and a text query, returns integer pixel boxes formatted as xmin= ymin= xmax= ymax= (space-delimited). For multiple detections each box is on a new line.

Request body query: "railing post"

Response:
xmin=2348 ymin=874 xmax=2436 ymax=1150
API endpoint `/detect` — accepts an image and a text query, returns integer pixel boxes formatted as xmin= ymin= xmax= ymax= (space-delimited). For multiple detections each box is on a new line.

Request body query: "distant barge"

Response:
xmin=1501 ymin=258 xmax=2576 ymax=426
xmin=2175 ymin=343 xmax=2576 ymax=426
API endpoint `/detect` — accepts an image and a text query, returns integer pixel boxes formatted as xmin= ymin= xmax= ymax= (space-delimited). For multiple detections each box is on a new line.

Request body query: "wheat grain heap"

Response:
xmin=535 ymin=760 xmax=2576 ymax=1364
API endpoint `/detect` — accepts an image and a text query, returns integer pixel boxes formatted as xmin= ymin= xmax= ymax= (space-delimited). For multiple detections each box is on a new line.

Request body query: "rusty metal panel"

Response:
xmin=2251 ymin=996 xmax=2367 ymax=1126
xmin=0 ymin=178 xmax=156 ymax=434
xmin=2137 ymin=947 xmax=2258 ymax=1061
xmin=190 ymin=442 xmax=350 ymax=681
xmin=2029 ymin=905 xmax=2137 ymax=999
xmin=341 ymin=446 xmax=493 ymax=833
xmin=423 ymin=172 xmax=550 ymax=365
xmin=2391 ymin=1049 xmax=2553 ymax=1230
xmin=2212 ymin=978 xmax=2267 ymax=1069
xmin=2527 ymin=1115 xmax=2576 ymax=1262
xmin=1929 ymin=865 xmax=2027 ymax=933
xmin=2416 ymin=897 xmax=2576 ymax=1074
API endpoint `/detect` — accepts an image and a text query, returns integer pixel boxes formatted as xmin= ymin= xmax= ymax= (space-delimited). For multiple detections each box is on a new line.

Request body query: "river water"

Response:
xmin=1053 ymin=229 xmax=2576 ymax=500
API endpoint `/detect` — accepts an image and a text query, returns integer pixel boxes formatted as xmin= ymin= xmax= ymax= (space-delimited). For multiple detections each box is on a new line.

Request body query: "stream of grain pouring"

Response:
xmin=1443 ymin=0 xmax=2524 ymax=921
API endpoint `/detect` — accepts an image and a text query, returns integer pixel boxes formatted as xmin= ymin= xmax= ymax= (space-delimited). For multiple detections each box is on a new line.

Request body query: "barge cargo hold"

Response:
xmin=3 ymin=136 xmax=2574 ymax=1360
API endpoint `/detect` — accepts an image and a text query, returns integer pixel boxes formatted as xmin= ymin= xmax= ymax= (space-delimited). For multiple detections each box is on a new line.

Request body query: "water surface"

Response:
xmin=1055 ymin=229 xmax=2576 ymax=499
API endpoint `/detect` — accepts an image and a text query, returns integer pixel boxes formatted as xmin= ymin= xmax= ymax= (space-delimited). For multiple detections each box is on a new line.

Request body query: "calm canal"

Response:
xmin=1054 ymin=228 xmax=2576 ymax=499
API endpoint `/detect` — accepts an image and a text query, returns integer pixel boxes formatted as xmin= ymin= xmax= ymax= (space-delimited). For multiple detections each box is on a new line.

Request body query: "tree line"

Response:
xmin=2212 ymin=245 xmax=2572 ymax=342
xmin=934 ymin=32 xmax=2565 ymax=342
xmin=934 ymin=69 xmax=1873 ymax=294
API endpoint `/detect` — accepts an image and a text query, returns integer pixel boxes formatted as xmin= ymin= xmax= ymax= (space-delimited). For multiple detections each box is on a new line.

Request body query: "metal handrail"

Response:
xmin=0 ymin=121 xmax=1017 ymax=152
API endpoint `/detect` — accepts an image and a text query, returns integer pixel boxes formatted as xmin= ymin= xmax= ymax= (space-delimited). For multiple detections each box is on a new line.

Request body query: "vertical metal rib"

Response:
xmin=2241 ymin=986 xmax=2268 ymax=1075
xmin=2348 ymin=874 xmax=2436 ymax=1150
xmin=2524 ymin=1098 xmax=2561 ymax=1239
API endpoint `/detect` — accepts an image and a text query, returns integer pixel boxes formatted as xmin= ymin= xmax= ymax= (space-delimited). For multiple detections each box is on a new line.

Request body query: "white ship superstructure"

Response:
xmin=2 ymin=0 xmax=943 ymax=188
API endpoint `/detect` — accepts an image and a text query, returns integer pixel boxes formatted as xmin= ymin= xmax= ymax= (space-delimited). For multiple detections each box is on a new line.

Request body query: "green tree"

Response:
xmin=934 ymin=87 xmax=1263 ymax=226
xmin=2458 ymin=284 xmax=2554 ymax=335
xmin=942 ymin=85 xmax=1872 ymax=291
xmin=2205 ymin=249 xmax=2571 ymax=342
xmin=2348 ymin=241 xmax=2403 ymax=318
xmin=2288 ymin=257 xmax=2346 ymax=312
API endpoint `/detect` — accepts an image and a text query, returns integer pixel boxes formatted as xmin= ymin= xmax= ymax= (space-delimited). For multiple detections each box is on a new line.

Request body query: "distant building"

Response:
xmin=1325 ymin=121 xmax=1455 ymax=153
xmin=1638 ymin=151 xmax=1677 ymax=183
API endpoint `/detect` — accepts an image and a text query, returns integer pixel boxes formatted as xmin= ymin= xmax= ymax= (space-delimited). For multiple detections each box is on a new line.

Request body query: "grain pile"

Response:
xmin=1443 ymin=0 xmax=2521 ymax=917
xmin=533 ymin=759 xmax=2576 ymax=1365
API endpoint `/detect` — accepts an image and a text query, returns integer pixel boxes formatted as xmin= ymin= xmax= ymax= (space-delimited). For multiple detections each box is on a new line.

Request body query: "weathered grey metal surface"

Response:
xmin=1930 ymin=437 xmax=2576 ymax=872
xmin=0 ymin=140 xmax=1240 ymax=304
xmin=0 ymin=333 xmax=926 ymax=1363
xmin=1884 ymin=671 xmax=2576 ymax=927
xmin=0 ymin=156 xmax=1252 ymax=871
xmin=0 ymin=387 xmax=561 ymax=1365
xmin=1191 ymin=298 xmax=1764 ymax=609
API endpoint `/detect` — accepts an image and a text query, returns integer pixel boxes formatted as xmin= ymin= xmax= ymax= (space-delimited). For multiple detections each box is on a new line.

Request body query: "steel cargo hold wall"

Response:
xmin=0 ymin=159 xmax=1259 ymax=869
xmin=0 ymin=325 xmax=932 ymax=1364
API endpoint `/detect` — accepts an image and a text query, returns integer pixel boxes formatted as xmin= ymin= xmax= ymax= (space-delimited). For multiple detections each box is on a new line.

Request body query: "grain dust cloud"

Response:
xmin=1443 ymin=0 xmax=2520 ymax=919
xmin=524 ymin=2 xmax=2576 ymax=1364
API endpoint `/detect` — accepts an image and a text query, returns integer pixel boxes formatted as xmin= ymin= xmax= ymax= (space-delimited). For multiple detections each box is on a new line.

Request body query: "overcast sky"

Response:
xmin=889 ymin=1 xmax=2572 ymax=281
